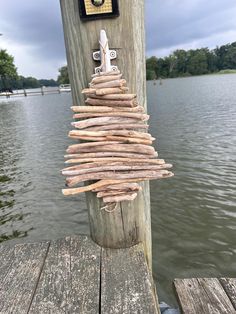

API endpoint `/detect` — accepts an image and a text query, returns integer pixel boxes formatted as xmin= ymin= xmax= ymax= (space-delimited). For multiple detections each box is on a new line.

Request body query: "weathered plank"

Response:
xmin=0 ymin=245 xmax=15 ymax=282
xmin=174 ymin=278 xmax=236 ymax=314
xmin=220 ymin=278 xmax=236 ymax=310
xmin=101 ymin=243 xmax=158 ymax=314
xmin=29 ymin=235 xmax=101 ymax=313
xmin=60 ymin=0 xmax=152 ymax=269
xmin=0 ymin=242 xmax=49 ymax=314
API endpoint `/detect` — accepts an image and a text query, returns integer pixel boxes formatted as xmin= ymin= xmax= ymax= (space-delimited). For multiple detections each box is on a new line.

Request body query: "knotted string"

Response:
xmin=100 ymin=202 xmax=118 ymax=213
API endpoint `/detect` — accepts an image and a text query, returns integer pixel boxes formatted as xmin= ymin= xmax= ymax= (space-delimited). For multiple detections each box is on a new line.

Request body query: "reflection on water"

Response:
xmin=0 ymin=75 xmax=236 ymax=305
xmin=148 ymin=74 xmax=236 ymax=304
xmin=0 ymin=94 xmax=88 ymax=246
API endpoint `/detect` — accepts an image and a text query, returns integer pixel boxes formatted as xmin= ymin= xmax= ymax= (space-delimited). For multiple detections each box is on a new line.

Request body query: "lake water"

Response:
xmin=0 ymin=74 xmax=236 ymax=305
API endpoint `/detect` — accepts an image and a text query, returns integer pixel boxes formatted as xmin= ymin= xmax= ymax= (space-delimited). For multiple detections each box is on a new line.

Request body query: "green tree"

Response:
xmin=0 ymin=50 xmax=18 ymax=90
xmin=146 ymin=57 xmax=158 ymax=79
xmin=57 ymin=65 xmax=69 ymax=84
xmin=186 ymin=49 xmax=208 ymax=75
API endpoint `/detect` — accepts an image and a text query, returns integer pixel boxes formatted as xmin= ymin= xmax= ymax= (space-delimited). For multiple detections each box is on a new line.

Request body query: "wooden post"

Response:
xmin=60 ymin=0 xmax=152 ymax=268
xmin=41 ymin=86 xmax=44 ymax=96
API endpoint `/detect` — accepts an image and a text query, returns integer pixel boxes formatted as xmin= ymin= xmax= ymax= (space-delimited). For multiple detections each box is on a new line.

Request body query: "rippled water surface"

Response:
xmin=0 ymin=75 xmax=236 ymax=305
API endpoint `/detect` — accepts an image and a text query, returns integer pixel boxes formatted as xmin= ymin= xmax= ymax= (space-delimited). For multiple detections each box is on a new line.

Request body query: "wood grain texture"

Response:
xmin=0 ymin=245 xmax=15 ymax=282
xmin=101 ymin=243 xmax=158 ymax=314
xmin=60 ymin=0 xmax=152 ymax=270
xmin=220 ymin=278 xmax=236 ymax=310
xmin=174 ymin=278 xmax=236 ymax=314
xmin=0 ymin=242 xmax=49 ymax=314
xmin=29 ymin=235 xmax=101 ymax=314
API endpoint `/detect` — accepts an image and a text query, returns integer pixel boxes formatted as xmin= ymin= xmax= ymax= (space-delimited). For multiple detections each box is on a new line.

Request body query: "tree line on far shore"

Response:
xmin=146 ymin=42 xmax=236 ymax=80
xmin=0 ymin=49 xmax=69 ymax=91
xmin=1 ymin=41 xmax=236 ymax=90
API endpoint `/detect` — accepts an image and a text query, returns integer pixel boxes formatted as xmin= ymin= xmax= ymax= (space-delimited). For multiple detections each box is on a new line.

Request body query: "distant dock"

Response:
xmin=0 ymin=87 xmax=70 ymax=99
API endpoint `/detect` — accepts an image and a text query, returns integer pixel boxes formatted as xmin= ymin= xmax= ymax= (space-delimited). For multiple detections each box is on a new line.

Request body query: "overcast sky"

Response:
xmin=0 ymin=0 xmax=236 ymax=79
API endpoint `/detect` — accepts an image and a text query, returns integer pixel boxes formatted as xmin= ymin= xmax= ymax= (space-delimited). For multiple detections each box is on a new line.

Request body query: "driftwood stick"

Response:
xmin=66 ymin=143 xmax=156 ymax=155
xmin=62 ymin=174 xmax=174 ymax=196
xmin=72 ymin=117 xmax=146 ymax=129
xmin=67 ymin=130 xmax=152 ymax=140
xmin=82 ymin=87 xmax=128 ymax=95
xmin=73 ymin=112 xmax=149 ymax=121
xmin=91 ymin=70 xmax=121 ymax=78
xmin=97 ymin=190 xmax=134 ymax=198
xmin=66 ymin=141 xmax=121 ymax=154
xmin=89 ymin=79 xmax=126 ymax=89
xmin=102 ymin=192 xmax=138 ymax=203
xmin=83 ymin=124 xmax=148 ymax=131
xmin=62 ymin=164 xmax=172 ymax=176
xmin=93 ymin=183 xmax=141 ymax=192
xmin=69 ymin=135 xmax=108 ymax=141
xmin=85 ymin=98 xmax=137 ymax=107
xmin=69 ymin=134 xmax=152 ymax=145
xmin=96 ymin=87 xmax=128 ymax=95
xmin=65 ymin=157 xmax=163 ymax=165
xmin=89 ymin=93 xmax=136 ymax=100
xmin=63 ymin=160 xmax=165 ymax=172
xmin=104 ymin=136 xmax=152 ymax=145
xmin=66 ymin=170 xmax=171 ymax=187
xmin=91 ymin=74 xmax=122 ymax=84
xmin=82 ymin=88 xmax=96 ymax=94
xmin=71 ymin=106 xmax=144 ymax=113
xmin=97 ymin=189 xmax=141 ymax=198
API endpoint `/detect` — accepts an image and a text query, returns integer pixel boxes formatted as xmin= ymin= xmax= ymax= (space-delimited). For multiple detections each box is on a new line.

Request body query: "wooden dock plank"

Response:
xmin=0 ymin=242 xmax=49 ymax=314
xmin=101 ymin=244 xmax=158 ymax=314
xmin=174 ymin=278 xmax=236 ymax=314
xmin=29 ymin=235 xmax=101 ymax=313
xmin=0 ymin=245 xmax=15 ymax=282
xmin=220 ymin=278 xmax=236 ymax=310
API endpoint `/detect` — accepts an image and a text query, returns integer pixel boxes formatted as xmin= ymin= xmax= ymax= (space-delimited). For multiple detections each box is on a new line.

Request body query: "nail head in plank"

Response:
xmin=101 ymin=243 xmax=158 ymax=314
xmin=0 ymin=241 xmax=49 ymax=314
xmin=174 ymin=278 xmax=236 ymax=314
xmin=29 ymin=235 xmax=101 ymax=313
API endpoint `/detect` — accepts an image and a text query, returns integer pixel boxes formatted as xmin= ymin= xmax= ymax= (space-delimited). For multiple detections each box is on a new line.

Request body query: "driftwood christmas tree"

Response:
xmin=62 ymin=30 xmax=173 ymax=210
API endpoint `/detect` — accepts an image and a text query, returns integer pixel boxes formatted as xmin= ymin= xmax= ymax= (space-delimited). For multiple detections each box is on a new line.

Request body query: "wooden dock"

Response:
xmin=0 ymin=88 xmax=63 ymax=99
xmin=0 ymin=235 xmax=158 ymax=313
xmin=174 ymin=278 xmax=236 ymax=313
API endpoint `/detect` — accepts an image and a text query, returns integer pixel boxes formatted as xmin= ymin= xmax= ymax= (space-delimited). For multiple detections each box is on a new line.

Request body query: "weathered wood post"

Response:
xmin=60 ymin=0 xmax=152 ymax=268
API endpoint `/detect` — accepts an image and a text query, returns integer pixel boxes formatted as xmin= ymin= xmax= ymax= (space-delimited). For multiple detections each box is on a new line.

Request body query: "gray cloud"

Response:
xmin=145 ymin=0 xmax=236 ymax=56
xmin=0 ymin=0 xmax=65 ymax=60
xmin=0 ymin=0 xmax=236 ymax=77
